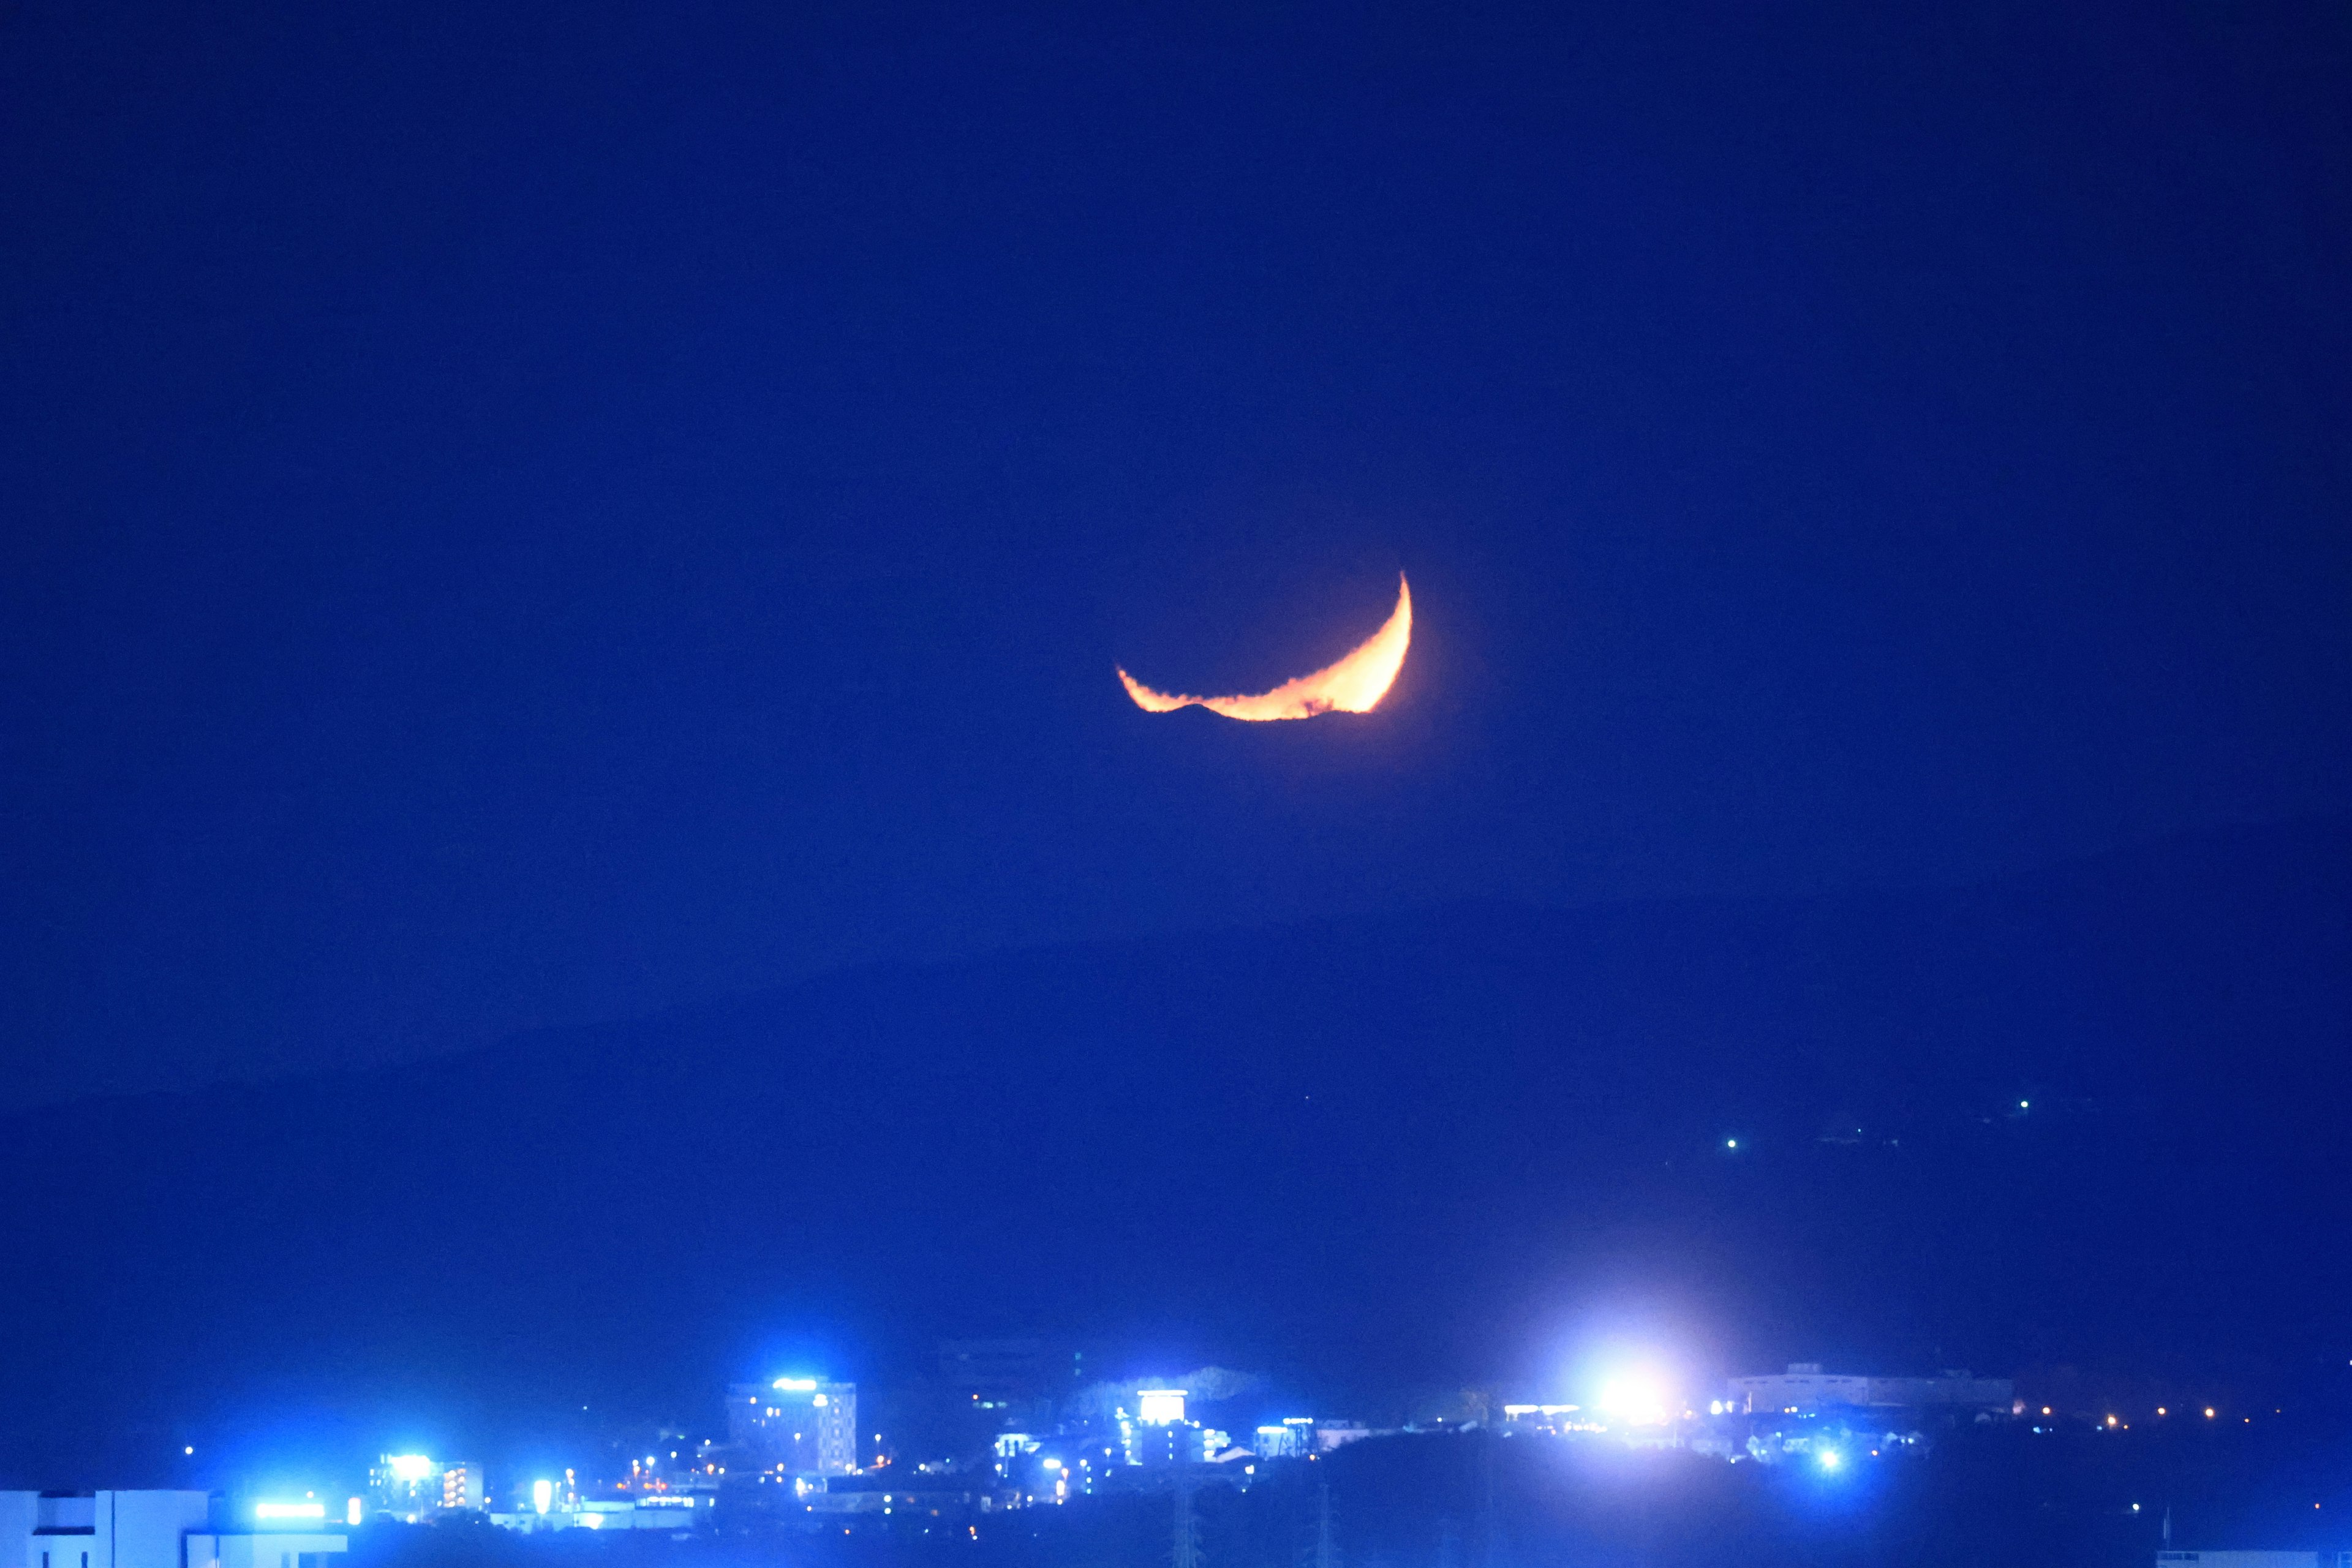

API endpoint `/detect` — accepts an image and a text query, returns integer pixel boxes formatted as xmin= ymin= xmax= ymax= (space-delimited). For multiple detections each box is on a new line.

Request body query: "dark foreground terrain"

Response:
xmin=345 ymin=1420 xmax=2352 ymax=1568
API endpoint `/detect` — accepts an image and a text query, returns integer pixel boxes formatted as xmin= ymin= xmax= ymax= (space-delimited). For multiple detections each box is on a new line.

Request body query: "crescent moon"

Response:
xmin=1118 ymin=575 xmax=1412 ymax=721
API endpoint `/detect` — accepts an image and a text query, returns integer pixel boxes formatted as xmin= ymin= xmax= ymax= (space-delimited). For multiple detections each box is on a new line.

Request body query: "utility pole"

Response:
xmin=1173 ymin=1452 xmax=1200 ymax=1568
xmin=1313 ymin=1481 xmax=1338 ymax=1568
xmin=1480 ymin=1436 xmax=1502 ymax=1568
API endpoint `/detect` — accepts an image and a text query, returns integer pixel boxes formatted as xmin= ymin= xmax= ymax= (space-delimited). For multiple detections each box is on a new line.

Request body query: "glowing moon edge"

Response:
xmin=1117 ymin=574 xmax=1412 ymax=722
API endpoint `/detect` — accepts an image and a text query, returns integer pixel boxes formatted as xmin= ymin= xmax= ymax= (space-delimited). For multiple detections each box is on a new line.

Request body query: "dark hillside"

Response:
xmin=1 ymin=820 xmax=2343 ymax=1480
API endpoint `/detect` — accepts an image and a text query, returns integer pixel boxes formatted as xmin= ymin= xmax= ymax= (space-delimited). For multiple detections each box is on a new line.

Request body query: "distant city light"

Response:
xmin=346 ymin=1499 xmax=363 ymax=1527
xmin=2205 ymin=1408 xmax=2217 ymax=1419
xmin=2105 ymin=1415 xmax=2118 ymax=1428
xmin=1708 ymin=1400 xmax=1724 ymax=1415
xmin=1725 ymin=1139 xmax=1738 ymax=1150
xmin=1137 ymin=1390 xmax=1188 ymax=1425
xmin=774 ymin=1378 xmax=819 ymax=1391
xmin=813 ymin=1393 xmax=829 ymax=1407
xmin=2019 ymin=1100 xmax=2029 ymax=1109
xmin=532 ymin=1480 xmax=553 ymax=1515
xmin=385 ymin=1455 xmax=435 ymax=1483
xmin=255 ymin=1502 xmax=326 ymax=1520
xmin=1816 ymin=1449 xmax=1842 ymax=1471
xmin=183 ymin=1447 xmax=194 ymax=1456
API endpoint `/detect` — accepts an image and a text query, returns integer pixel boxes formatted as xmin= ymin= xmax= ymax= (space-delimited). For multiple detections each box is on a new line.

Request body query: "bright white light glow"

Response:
xmin=1137 ymin=1390 xmax=1188 ymax=1425
xmin=582 ymin=1513 xmax=603 ymax=1529
xmin=386 ymin=1455 xmax=435 ymax=1483
xmin=1725 ymin=1139 xmax=1738 ymax=1149
xmin=346 ymin=1499 xmax=364 ymax=1527
xmin=1817 ymin=1449 xmax=1842 ymax=1471
xmin=813 ymin=1393 xmax=829 ymax=1407
xmin=256 ymin=1503 xmax=327 ymax=1521
xmin=774 ymin=1378 xmax=819 ymax=1391
xmin=1595 ymin=1371 xmax=1673 ymax=1426
xmin=533 ymin=1480 xmax=553 ymax=1515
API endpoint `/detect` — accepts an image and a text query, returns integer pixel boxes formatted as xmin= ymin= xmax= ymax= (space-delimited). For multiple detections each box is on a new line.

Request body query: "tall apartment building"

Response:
xmin=726 ymin=1379 xmax=858 ymax=1474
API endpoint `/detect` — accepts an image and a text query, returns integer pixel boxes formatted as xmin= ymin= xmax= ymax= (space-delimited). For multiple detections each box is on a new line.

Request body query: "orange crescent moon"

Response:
xmin=1117 ymin=575 xmax=1412 ymax=721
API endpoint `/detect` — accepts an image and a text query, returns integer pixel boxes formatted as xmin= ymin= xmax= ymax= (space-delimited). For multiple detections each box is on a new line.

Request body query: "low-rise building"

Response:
xmin=1727 ymin=1365 xmax=2012 ymax=1417
xmin=0 ymin=1492 xmax=347 ymax=1568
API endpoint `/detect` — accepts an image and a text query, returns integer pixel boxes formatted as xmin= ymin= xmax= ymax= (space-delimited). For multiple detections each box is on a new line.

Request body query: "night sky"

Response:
xmin=4 ymin=0 xmax=2348 ymax=1108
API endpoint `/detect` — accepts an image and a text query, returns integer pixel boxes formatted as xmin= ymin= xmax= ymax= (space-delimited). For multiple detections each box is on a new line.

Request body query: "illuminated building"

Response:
xmin=363 ymin=1455 xmax=481 ymax=1521
xmin=1125 ymin=1421 xmax=1212 ymax=1468
xmin=368 ymin=1457 xmax=443 ymax=1523
xmin=1725 ymin=1365 xmax=2013 ymax=1416
xmin=439 ymin=1466 xmax=484 ymax=1513
xmin=0 ymin=1493 xmax=348 ymax=1568
xmin=1252 ymin=1420 xmax=1316 ymax=1460
xmin=726 ymin=1379 xmax=858 ymax=1475
xmin=1136 ymin=1390 xmax=1187 ymax=1425
xmin=1121 ymin=1391 xmax=1215 ymax=1469
xmin=487 ymin=1497 xmax=705 ymax=1534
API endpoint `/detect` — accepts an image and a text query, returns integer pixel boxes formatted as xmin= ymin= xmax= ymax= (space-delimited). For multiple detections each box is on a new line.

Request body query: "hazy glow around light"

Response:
xmin=1817 ymin=1449 xmax=1842 ymax=1471
xmin=1119 ymin=575 xmax=1412 ymax=722
xmin=774 ymin=1378 xmax=819 ymax=1391
xmin=386 ymin=1455 xmax=435 ymax=1483
xmin=255 ymin=1503 xmax=327 ymax=1520
xmin=1595 ymin=1371 xmax=1673 ymax=1426
xmin=346 ymin=1499 xmax=364 ymax=1527
xmin=533 ymin=1480 xmax=553 ymax=1515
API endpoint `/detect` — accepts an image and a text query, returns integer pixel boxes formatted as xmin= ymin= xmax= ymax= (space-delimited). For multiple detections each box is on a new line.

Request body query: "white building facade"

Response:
xmin=0 ymin=1493 xmax=345 ymax=1568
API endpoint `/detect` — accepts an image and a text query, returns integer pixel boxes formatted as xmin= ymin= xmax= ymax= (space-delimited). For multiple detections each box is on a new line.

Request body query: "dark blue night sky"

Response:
xmin=2 ymin=2 xmax=2346 ymax=1098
